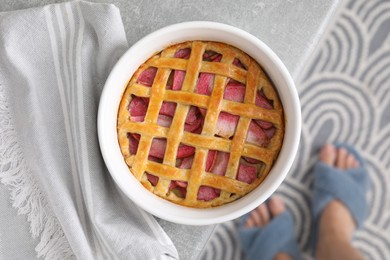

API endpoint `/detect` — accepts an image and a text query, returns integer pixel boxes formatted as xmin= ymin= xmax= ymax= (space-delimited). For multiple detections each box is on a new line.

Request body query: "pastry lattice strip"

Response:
xmin=117 ymin=41 xmax=284 ymax=207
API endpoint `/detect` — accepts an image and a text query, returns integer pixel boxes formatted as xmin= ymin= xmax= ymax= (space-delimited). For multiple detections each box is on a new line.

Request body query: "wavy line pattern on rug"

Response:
xmin=201 ymin=0 xmax=390 ymax=259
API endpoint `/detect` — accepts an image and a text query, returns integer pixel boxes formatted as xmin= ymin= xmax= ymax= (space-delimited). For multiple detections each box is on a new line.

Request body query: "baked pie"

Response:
xmin=117 ymin=41 xmax=284 ymax=208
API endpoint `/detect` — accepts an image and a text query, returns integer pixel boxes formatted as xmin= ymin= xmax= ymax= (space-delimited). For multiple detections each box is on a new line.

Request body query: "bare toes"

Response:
xmin=320 ymin=144 xmax=336 ymax=166
xmin=245 ymin=217 xmax=255 ymax=228
xmin=245 ymin=204 xmax=266 ymax=227
xmin=268 ymin=196 xmax=286 ymax=217
xmin=336 ymin=148 xmax=348 ymax=170
xmin=259 ymin=202 xmax=271 ymax=224
xmin=245 ymin=197 xmax=286 ymax=228
xmin=346 ymin=153 xmax=357 ymax=169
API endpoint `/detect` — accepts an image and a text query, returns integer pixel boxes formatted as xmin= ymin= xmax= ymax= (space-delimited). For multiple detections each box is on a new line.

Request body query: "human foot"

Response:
xmin=245 ymin=197 xmax=292 ymax=260
xmin=316 ymin=144 xmax=364 ymax=260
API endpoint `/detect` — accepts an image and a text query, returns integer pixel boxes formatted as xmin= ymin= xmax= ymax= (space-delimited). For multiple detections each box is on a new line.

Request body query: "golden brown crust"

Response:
xmin=117 ymin=41 xmax=284 ymax=208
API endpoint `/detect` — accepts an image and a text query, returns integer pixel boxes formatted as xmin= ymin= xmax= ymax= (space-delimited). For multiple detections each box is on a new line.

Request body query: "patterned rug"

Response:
xmin=201 ymin=0 xmax=390 ymax=259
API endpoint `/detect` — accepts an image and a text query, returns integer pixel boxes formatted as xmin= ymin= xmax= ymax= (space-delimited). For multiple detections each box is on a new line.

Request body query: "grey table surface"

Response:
xmin=0 ymin=0 xmax=339 ymax=259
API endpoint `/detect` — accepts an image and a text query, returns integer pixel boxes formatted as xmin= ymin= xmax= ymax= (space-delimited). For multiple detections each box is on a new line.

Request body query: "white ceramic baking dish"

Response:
xmin=98 ymin=21 xmax=301 ymax=225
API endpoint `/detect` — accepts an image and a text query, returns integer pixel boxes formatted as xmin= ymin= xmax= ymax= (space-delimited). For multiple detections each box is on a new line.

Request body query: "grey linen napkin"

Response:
xmin=0 ymin=1 xmax=178 ymax=259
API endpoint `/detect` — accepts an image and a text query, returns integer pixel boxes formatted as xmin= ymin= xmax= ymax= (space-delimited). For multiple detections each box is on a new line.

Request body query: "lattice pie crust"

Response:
xmin=117 ymin=41 xmax=284 ymax=208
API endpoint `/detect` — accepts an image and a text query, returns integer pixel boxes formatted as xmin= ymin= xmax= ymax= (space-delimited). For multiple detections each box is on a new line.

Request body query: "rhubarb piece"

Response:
xmin=215 ymin=112 xmax=239 ymax=138
xmin=210 ymin=151 xmax=229 ymax=176
xmin=184 ymin=117 xmax=202 ymax=132
xmin=264 ymin=127 xmax=276 ymax=139
xmin=156 ymin=115 xmax=172 ymax=128
xmin=195 ymin=73 xmax=214 ymax=95
xmin=138 ymin=67 xmax=157 ymax=86
xmin=224 ymin=82 xmax=245 ymax=102
xmin=175 ymin=48 xmax=191 ymax=59
xmin=149 ymin=138 xmax=167 ymax=159
xmin=159 ymin=102 xmax=177 ymax=117
xmin=194 ymin=55 xmax=222 ymax=95
xmin=246 ymin=121 xmax=270 ymax=147
xmin=179 ymin=155 xmax=193 ymax=169
xmin=255 ymin=119 xmax=273 ymax=129
xmin=171 ymin=48 xmax=190 ymax=91
xmin=172 ymin=70 xmax=185 ymax=90
xmin=197 ymin=186 xmax=220 ymax=201
xmin=129 ymin=96 xmax=148 ymax=117
xmin=128 ymin=134 xmax=139 ymax=154
xmin=210 ymin=54 xmax=222 ymax=62
xmin=203 ymin=50 xmax=222 ymax=62
xmin=237 ymin=163 xmax=257 ymax=184
xmin=185 ymin=106 xmax=200 ymax=125
xmin=232 ymin=58 xmax=246 ymax=69
xmin=147 ymin=173 xmax=159 ymax=186
xmin=256 ymin=90 xmax=273 ymax=109
xmin=243 ymin=157 xmax=261 ymax=164
xmin=172 ymin=186 xmax=187 ymax=198
xmin=203 ymin=50 xmax=218 ymax=61
xmin=130 ymin=116 xmax=145 ymax=122
xmin=206 ymin=150 xmax=217 ymax=172
xmin=175 ymin=181 xmax=188 ymax=188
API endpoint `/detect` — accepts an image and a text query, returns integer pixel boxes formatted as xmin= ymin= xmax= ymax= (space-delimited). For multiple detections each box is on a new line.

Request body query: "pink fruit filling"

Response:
xmin=128 ymin=49 xmax=276 ymax=201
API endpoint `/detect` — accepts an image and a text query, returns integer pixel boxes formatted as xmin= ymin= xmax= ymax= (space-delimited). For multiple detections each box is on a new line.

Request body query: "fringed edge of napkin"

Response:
xmin=0 ymin=85 xmax=74 ymax=259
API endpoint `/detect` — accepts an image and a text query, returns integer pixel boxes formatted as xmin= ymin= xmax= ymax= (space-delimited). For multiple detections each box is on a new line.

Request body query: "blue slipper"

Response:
xmin=311 ymin=143 xmax=369 ymax=251
xmin=238 ymin=207 xmax=302 ymax=260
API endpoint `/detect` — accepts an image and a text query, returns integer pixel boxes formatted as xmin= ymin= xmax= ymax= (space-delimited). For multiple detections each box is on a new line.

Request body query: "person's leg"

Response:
xmin=316 ymin=144 xmax=364 ymax=260
xmin=244 ymin=197 xmax=292 ymax=260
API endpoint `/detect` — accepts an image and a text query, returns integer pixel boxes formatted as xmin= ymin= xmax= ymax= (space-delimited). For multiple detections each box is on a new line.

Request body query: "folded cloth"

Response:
xmin=311 ymin=143 xmax=369 ymax=252
xmin=0 ymin=1 xmax=178 ymax=259
xmin=238 ymin=210 xmax=302 ymax=260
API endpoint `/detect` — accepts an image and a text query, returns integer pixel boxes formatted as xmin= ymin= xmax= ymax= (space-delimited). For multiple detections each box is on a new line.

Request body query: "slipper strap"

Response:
xmin=311 ymin=144 xmax=369 ymax=254
xmin=238 ymin=211 xmax=302 ymax=260
xmin=313 ymin=162 xmax=368 ymax=227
